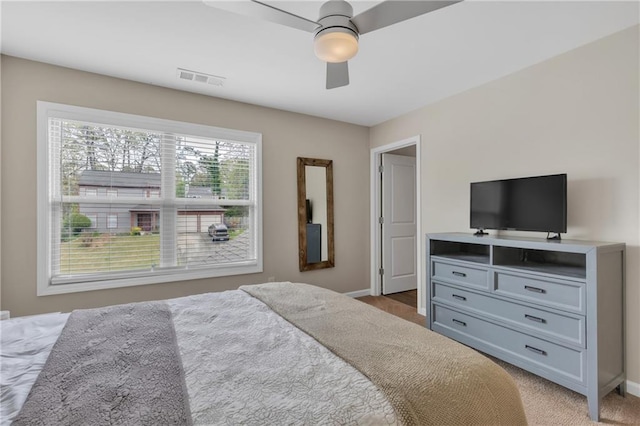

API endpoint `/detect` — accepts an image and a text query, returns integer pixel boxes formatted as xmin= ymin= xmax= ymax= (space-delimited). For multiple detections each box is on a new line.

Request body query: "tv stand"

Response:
xmin=426 ymin=233 xmax=625 ymax=421
xmin=474 ymin=229 xmax=488 ymax=236
xmin=546 ymin=232 xmax=562 ymax=241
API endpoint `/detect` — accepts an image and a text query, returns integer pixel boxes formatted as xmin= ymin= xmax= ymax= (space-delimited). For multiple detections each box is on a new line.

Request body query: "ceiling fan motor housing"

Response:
xmin=315 ymin=0 xmax=359 ymax=41
xmin=314 ymin=0 xmax=359 ymax=63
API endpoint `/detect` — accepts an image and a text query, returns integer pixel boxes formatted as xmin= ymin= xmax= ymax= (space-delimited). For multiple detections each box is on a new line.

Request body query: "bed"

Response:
xmin=1 ymin=282 xmax=527 ymax=425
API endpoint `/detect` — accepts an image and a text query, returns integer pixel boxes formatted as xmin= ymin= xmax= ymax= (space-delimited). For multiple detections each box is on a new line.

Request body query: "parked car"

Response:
xmin=208 ymin=223 xmax=230 ymax=242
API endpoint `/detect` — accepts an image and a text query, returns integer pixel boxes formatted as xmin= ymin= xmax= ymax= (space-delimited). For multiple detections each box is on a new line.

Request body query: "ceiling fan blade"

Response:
xmin=204 ymin=0 xmax=321 ymax=33
xmin=351 ymin=0 xmax=462 ymax=35
xmin=326 ymin=62 xmax=349 ymax=90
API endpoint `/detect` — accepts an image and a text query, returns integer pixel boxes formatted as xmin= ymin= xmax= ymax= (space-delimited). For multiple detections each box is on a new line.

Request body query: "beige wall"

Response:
xmin=370 ymin=26 xmax=640 ymax=386
xmin=0 ymin=55 xmax=370 ymax=316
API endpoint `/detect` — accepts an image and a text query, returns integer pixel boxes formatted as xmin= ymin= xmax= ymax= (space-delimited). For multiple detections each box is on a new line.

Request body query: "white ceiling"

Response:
xmin=1 ymin=1 xmax=638 ymax=126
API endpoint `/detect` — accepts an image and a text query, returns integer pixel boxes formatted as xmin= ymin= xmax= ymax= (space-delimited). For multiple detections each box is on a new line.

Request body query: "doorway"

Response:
xmin=370 ymin=136 xmax=423 ymax=315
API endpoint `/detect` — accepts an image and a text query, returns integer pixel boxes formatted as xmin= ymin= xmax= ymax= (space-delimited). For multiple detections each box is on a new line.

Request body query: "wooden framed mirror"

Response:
xmin=297 ymin=157 xmax=334 ymax=271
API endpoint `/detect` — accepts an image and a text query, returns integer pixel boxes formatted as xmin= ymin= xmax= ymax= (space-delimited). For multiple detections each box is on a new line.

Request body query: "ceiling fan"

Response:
xmin=205 ymin=0 xmax=462 ymax=89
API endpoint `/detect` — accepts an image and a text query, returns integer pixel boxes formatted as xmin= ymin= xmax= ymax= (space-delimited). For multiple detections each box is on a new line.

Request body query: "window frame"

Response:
xmin=106 ymin=214 xmax=118 ymax=229
xmin=37 ymin=101 xmax=263 ymax=296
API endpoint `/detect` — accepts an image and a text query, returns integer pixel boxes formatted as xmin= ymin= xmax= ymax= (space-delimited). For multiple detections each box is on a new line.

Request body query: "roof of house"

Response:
xmin=78 ymin=170 xmax=161 ymax=188
xmin=186 ymin=186 xmax=212 ymax=197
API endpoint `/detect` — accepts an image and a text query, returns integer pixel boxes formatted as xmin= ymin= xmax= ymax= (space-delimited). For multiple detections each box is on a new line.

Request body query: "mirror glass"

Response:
xmin=297 ymin=158 xmax=334 ymax=271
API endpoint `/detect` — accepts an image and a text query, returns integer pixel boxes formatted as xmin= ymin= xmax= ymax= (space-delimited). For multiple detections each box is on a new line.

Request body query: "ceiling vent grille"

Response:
xmin=177 ymin=68 xmax=226 ymax=87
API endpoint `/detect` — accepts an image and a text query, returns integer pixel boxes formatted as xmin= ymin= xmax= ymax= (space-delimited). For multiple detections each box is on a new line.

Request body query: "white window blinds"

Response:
xmin=37 ymin=102 xmax=262 ymax=295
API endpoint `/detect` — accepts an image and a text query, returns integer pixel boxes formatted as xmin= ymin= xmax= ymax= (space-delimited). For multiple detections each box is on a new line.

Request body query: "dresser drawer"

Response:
xmin=431 ymin=260 xmax=489 ymax=291
xmin=433 ymin=282 xmax=585 ymax=348
xmin=494 ymin=271 xmax=585 ymax=314
xmin=432 ymin=304 xmax=585 ymax=385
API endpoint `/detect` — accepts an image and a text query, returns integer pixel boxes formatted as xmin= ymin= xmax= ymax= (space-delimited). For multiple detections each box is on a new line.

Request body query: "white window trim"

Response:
xmin=37 ymin=101 xmax=263 ymax=296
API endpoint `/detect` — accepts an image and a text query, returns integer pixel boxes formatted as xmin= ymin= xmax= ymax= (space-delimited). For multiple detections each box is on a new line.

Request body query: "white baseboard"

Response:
xmin=627 ymin=379 xmax=640 ymax=397
xmin=344 ymin=289 xmax=370 ymax=298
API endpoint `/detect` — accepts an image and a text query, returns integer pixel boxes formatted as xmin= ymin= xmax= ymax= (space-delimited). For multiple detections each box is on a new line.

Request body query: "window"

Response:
xmin=37 ymin=102 xmax=262 ymax=295
xmin=107 ymin=214 xmax=118 ymax=229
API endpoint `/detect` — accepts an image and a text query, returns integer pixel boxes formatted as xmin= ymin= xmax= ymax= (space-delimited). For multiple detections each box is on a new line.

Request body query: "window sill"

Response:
xmin=37 ymin=263 xmax=263 ymax=296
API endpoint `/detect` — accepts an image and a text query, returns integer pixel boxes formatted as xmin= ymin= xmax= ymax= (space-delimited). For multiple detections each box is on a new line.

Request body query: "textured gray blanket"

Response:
xmin=13 ymin=301 xmax=191 ymax=426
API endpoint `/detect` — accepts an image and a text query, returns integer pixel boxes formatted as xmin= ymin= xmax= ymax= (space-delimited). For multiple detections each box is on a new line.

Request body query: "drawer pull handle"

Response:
xmin=524 ymin=285 xmax=546 ymax=294
xmin=525 ymin=345 xmax=547 ymax=356
xmin=525 ymin=314 xmax=547 ymax=324
xmin=452 ymin=271 xmax=467 ymax=278
xmin=452 ymin=294 xmax=467 ymax=301
xmin=452 ymin=319 xmax=467 ymax=327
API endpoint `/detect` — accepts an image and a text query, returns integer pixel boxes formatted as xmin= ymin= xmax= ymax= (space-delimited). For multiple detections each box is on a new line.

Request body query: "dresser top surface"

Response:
xmin=427 ymin=232 xmax=624 ymax=252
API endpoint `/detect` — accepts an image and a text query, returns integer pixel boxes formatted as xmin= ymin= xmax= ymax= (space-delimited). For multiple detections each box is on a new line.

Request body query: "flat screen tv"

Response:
xmin=470 ymin=174 xmax=567 ymax=236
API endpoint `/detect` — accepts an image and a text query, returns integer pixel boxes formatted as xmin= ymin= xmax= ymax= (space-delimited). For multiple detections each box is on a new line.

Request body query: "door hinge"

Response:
xmin=379 ymin=268 xmax=384 ymax=276
xmin=379 ymin=217 xmax=384 ymax=224
xmin=378 ymin=165 xmax=384 ymax=173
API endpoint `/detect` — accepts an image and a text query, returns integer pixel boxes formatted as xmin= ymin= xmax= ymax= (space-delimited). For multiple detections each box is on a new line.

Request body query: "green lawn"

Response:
xmin=59 ymin=233 xmax=160 ymax=274
xmin=228 ymin=229 xmax=243 ymax=238
xmin=59 ymin=229 xmax=245 ymax=274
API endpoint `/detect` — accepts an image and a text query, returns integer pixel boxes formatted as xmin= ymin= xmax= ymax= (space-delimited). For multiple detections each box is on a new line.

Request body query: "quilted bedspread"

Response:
xmin=10 ymin=288 xmax=397 ymax=425
xmin=9 ymin=282 xmax=527 ymax=425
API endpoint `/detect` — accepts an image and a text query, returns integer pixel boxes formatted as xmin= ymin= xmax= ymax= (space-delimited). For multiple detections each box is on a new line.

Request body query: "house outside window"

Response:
xmin=37 ymin=101 xmax=262 ymax=295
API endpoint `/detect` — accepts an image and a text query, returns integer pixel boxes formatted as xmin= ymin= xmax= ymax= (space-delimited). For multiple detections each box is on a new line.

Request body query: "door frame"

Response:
xmin=370 ymin=135 xmax=424 ymax=315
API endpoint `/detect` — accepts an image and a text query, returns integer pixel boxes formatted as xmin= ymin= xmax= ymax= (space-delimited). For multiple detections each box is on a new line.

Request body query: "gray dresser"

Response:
xmin=426 ymin=233 xmax=625 ymax=421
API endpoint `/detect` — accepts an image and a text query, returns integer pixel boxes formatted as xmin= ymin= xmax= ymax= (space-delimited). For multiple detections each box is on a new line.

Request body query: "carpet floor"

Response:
xmin=356 ymin=293 xmax=640 ymax=425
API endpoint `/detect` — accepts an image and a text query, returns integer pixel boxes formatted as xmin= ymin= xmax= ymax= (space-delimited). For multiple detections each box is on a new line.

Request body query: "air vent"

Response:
xmin=177 ymin=68 xmax=226 ymax=87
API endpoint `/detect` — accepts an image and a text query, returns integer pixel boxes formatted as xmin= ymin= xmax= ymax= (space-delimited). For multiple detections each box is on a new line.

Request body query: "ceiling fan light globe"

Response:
xmin=314 ymin=31 xmax=359 ymax=63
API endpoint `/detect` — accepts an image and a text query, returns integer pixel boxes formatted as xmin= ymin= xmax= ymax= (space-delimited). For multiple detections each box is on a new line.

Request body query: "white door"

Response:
xmin=382 ymin=153 xmax=417 ymax=295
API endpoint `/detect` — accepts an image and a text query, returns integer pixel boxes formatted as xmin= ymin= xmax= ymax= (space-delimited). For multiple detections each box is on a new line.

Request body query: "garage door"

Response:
xmin=177 ymin=215 xmax=199 ymax=233
xmin=200 ymin=214 xmax=221 ymax=232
